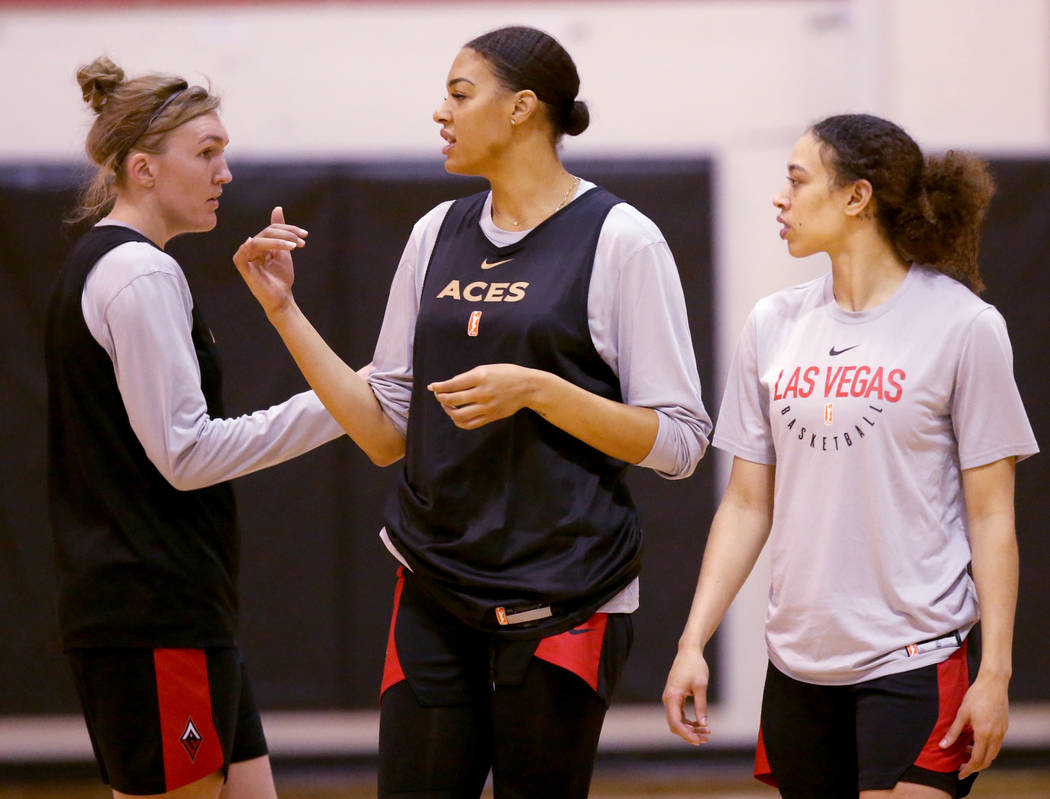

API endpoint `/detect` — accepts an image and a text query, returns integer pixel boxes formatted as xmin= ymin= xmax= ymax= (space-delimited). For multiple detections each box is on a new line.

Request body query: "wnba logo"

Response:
xmin=467 ymin=311 xmax=482 ymax=336
xmin=824 ymin=403 xmax=833 ymax=425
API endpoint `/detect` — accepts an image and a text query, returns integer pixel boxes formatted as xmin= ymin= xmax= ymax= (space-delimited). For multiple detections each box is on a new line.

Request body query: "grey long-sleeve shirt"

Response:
xmin=368 ymin=181 xmax=711 ymax=479
xmin=81 ymin=224 xmax=344 ymax=492
xmin=368 ymin=184 xmax=712 ymax=614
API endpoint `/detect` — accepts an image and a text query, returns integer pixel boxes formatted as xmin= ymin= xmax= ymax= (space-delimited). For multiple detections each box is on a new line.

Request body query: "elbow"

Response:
xmin=650 ymin=423 xmax=710 ymax=480
xmin=368 ymin=449 xmax=405 ymax=468
xmin=164 ymin=469 xmax=209 ymax=493
xmin=363 ymin=431 xmax=406 ymax=468
xmin=662 ymin=455 xmax=700 ymax=480
xmin=648 ymin=452 xmax=698 ymax=481
xmin=678 ymin=432 xmax=712 ymax=479
xmin=156 ymin=444 xmax=215 ymax=492
xmin=361 ymin=407 xmax=408 ymax=467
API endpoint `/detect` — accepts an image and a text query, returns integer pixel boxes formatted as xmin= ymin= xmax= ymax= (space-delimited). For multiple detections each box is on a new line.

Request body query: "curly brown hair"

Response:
xmin=811 ymin=114 xmax=995 ymax=293
xmin=72 ymin=56 xmax=220 ymax=222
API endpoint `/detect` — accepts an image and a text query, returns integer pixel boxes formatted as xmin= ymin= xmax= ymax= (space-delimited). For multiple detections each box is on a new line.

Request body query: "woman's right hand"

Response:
xmin=232 ymin=206 xmax=308 ymax=318
xmin=663 ymin=646 xmax=713 ymax=746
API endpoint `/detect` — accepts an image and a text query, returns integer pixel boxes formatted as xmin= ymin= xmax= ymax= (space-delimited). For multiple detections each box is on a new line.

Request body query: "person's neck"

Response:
xmin=488 ymin=146 xmax=576 ymax=231
xmin=104 ymin=198 xmax=170 ymax=249
xmin=828 ymin=232 xmax=910 ymax=311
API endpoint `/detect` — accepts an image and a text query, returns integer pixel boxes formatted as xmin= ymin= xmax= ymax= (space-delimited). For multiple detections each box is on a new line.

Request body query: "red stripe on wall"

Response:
xmin=154 ymin=648 xmax=224 ymax=792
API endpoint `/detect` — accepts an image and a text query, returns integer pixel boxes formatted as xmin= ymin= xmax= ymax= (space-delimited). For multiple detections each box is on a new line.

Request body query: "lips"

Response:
xmin=440 ymin=129 xmax=455 ymax=155
xmin=776 ymin=215 xmax=790 ymax=239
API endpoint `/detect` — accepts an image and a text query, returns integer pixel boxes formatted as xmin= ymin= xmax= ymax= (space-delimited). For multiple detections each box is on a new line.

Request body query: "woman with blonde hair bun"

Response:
xmin=46 ymin=57 xmax=343 ymax=798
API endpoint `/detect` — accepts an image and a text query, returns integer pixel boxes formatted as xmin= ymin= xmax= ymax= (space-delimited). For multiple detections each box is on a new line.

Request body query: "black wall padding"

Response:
xmin=0 ymin=159 xmax=718 ymax=713
xmin=979 ymin=160 xmax=1050 ymax=701
xmin=3 ymin=157 xmax=1046 ymax=714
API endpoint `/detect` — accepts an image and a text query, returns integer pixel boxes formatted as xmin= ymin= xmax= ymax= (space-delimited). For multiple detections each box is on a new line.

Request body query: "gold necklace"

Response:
xmin=506 ymin=175 xmax=580 ymax=228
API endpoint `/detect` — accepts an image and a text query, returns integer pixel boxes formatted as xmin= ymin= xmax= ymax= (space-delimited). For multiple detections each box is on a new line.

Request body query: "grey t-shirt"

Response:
xmin=714 ymin=266 xmax=1038 ymax=685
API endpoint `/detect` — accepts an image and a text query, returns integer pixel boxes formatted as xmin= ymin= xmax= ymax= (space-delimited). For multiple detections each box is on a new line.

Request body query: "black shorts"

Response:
xmin=67 ymin=647 xmax=267 ymax=795
xmin=378 ymin=568 xmax=633 ymax=797
xmin=380 ymin=567 xmax=632 ymax=707
xmin=755 ymin=639 xmax=979 ymax=798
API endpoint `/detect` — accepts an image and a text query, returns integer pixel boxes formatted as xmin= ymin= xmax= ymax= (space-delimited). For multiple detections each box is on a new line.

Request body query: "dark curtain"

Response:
xmin=979 ymin=160 xmax=1050 ymax=701
xmin=3 ymin=157 xmax=1046 ymax=713
xmin=0 ymin=159 xmax=717 ymax=713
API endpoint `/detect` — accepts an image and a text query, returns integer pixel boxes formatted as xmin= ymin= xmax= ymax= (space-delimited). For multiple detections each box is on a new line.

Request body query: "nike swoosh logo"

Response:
xmin=569 ymin=627 xmax=597 ymax=635
xmin=828 ymin=345 xmax=859 ymax=356
xmin=481 ymin=258 xmax=513 ymax=270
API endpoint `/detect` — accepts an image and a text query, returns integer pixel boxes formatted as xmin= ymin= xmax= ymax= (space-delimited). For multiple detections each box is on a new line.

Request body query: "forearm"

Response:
xmin=527 ymin=369 xmax=658 ymax=464
xmin=678 ymin=502 xmax=771 ymax=652
xmin=970 ymin=512 xmax=1018 ymax=682
xmin=267 ymin=300 xmax=405 ymax=466
xmin=158 ymin=391 xmax=344 ymax=490
xmin=678 ymin=459 xmax=775 ymax=652
xmin=102 ymin=268 xmax=345 ymax=490
xmin=963 ymin=457 xmax=1019 ymax=684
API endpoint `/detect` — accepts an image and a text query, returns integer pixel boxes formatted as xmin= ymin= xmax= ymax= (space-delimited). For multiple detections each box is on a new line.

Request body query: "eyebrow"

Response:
xmin=787 ymin=163 xmax=809 ymax=175
xmin=447 ymin=77 xmax=476 ymax=89
xmin=198 ymin=134 xmax=228 ymax=146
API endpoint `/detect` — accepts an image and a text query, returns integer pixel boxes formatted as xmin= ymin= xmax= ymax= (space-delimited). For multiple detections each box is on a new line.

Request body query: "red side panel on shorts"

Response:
xmin=154 ymin=648 xmax=224 ymax=792
xmin=915 ymin=643 xmax=972 ymax=772
xmin=753 ymin=727 xmax=777 ymax=787
xmin=533 ymin=613 xmax=608 ymax=692
xmin=380 ymin=568 xmax=407 ymax=699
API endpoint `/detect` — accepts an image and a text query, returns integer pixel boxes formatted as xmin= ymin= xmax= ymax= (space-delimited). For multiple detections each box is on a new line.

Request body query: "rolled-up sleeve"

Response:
xmin=589 ymin=205 xmax=711 ymax=479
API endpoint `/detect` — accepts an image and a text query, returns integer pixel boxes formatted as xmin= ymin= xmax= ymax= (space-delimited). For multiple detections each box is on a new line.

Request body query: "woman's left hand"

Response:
xmin=939 ymin=673 xmax=1010 ymax=779
xmin=428 ymin=364 xmax=539 ymax=429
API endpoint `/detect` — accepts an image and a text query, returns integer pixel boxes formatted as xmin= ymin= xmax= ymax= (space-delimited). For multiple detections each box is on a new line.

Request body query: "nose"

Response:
xmin=215 ymin=156 xmax=232 ymax=185
xmin=433 ymin=98 xmax=451 ymax=125
xmin=772 ymin=187 xmax=788 ymax=210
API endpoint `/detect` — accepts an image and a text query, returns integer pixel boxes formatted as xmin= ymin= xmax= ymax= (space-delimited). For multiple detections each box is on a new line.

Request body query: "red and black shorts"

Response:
xmin=380 ymin=567 xmax=632 ymax=708
xmin=377 ymin=569 xmax=633 ymax=797
xmin=755 ymin=637 xmax=980 ymax=798
xmin=67 ymin=647 xmax=267 ymax=795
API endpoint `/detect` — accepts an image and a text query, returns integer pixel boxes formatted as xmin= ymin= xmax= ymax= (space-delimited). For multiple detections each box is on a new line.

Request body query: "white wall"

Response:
xmin=3 ymin=0 xmax=1047 ymax=159
xmin=2 ymin=0 xmax=1047 ymax=755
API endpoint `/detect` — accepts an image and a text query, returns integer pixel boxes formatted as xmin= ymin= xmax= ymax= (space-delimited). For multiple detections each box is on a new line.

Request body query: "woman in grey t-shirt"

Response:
xmin=664 ymin=114 xmax=1037 ymax=798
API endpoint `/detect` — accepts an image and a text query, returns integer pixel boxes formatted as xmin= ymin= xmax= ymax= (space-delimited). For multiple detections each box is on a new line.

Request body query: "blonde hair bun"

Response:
xmin=77 ymin=56 xmax=126 ymax=114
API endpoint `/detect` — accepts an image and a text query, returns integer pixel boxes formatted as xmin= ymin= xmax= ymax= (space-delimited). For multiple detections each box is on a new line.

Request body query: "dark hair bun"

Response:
xmin=564 ymin=100 xmax=590 ymax=137
xmin=467 ymin=26 xmax=586 ymax=139
xmin=77 ymin=56 xmax=125 ymax=113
